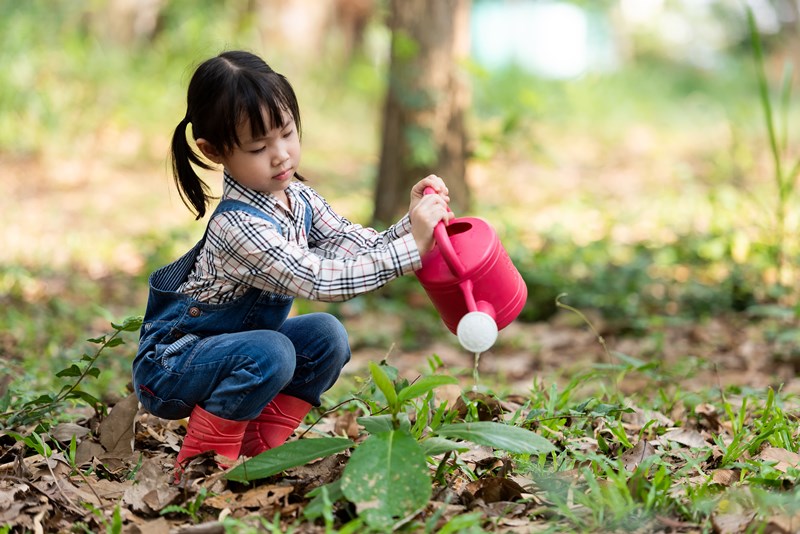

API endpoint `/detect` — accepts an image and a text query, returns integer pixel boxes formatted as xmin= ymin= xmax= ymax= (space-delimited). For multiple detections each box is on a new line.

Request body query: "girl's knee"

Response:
xmin=314 ymin=312 xmax=348 ymax=341
xmin=317 ymin=313 xmax=351 ymax=363
xmin=248 ymin=331 xmax=296 ymax=384
xmin=314 ymin=312 xmax=347 ymax=335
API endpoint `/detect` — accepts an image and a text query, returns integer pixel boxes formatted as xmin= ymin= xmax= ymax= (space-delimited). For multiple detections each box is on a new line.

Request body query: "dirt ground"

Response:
xmin=345 ymin=308 xmax=800 ymax=404
xmin=2 ymin=117 xmax=796 ymax=399
xmin=4 ymin=125 xmax=800 ymax=533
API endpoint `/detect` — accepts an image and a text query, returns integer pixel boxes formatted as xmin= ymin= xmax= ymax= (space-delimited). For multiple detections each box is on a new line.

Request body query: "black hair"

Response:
xmin=170 ymin=50 xmax=303 ymax=219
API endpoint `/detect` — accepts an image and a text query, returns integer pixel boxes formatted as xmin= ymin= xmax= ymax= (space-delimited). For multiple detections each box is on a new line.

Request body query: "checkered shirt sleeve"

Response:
xmin=183 ymin=182 xmax=421 ymax=303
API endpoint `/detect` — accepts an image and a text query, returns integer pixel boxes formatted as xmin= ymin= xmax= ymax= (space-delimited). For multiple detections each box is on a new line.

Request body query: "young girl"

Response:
xmin=132 ymin=50 xmax=451 ymax=480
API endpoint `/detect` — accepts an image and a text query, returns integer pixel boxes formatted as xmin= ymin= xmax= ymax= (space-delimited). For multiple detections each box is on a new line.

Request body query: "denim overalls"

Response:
xmin=132 ymin=199 xmax=351 ymax=422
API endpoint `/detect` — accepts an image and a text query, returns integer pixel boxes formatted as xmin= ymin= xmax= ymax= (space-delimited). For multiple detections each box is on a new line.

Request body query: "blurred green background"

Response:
xmin=3 ymin=0 xmax=800 ymax=398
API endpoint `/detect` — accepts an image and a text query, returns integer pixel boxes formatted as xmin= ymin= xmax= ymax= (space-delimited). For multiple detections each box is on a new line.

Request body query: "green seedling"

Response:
xmin=160 ymin=487 xmax=209 ymax=523
xmin=746 ymin=6 xmax=800 ymax=286
xmin=0 ymin=316 xmax=143 ymax=429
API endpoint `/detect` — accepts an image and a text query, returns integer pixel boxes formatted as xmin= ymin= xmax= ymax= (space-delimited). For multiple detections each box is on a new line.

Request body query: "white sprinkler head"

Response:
xmin=456 ymin=311 xmax=499 ymax=353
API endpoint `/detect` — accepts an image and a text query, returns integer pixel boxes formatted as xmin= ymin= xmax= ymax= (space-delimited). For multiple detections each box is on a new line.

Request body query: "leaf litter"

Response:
xmin=3 ymin=313 xmax=800 ymax=532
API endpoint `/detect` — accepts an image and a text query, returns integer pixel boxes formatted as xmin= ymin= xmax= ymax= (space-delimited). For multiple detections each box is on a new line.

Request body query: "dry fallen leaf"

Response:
xmin=204 ymin=484 xmax=293 ymax=511
xmin=333 ymin=410 xmax=361 ymax=439
xmin=764 ymin=512 xmax=800 ymax=534
xmin=75 ymin=440 xmax=106 ymax=466
xmin=99 ymin=392 xmax=139 ymax=455
xmin=712 ymin=512 xmax=755 ymax=534
xmin=123 ymin=458 xmax=179 ymax=514
xmin=757 ymin=447 xmax=800 ymax=473
xmin=466 ymin=476 xmax=526 ymax=503
xmin=662 ymin=428 xmax=708 ymax=449
xmin=710 ymin=469 xmax=739 ymax=486
xmin=49 ymin=422 xmax=91 ymax=443
xmin=695 ymin=402 xmax=720 ymax=430
xmin=621 ymin=440 xmax=657 ymax=472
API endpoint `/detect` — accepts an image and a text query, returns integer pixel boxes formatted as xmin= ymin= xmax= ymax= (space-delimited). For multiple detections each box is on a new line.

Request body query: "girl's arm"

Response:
xmin=306 ymin=174 xmax=448 ymax=259
xmin=306 ymin=192 xmax=413 ymax=260
xmin=211 ymin=211 xmax=421 ymax=302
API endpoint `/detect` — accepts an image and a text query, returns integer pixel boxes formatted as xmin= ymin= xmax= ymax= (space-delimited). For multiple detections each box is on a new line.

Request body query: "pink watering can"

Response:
xmin=415 ymin=187 xmax=528 ymax=352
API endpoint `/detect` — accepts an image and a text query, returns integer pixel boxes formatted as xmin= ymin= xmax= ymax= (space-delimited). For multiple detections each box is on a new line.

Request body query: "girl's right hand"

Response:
xmin=410 ymin=192 xmax=452 ymax=254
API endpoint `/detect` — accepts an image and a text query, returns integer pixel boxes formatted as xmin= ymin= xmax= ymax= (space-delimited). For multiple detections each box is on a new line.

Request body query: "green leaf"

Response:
xmin=369 ymin=362 xmax=398 ymax=410
xmin=436 ymin=422 xmax=556 ymax=454
xmin=113 ymin=316 xmax=143 ymax=331
xmin=5 ymin=431 xmax=24 ymax=444
xmin=24 ymin=394 xmax=54 ymax=407
xmin=106 ymin=338 xmax=125 ymax=348
xmin=392 ymin=29 xmax=419 ymax=61
xmin=357 ymin=414 xmax=395 ymax=434
xmin=397 ymin=375 xmax=458 ymax=404
xmin=67 ymin=390 xmax=102 ymax=407
xmin=110 ymin=504 xmax=123 ymax=532
xmin=226 ymin=437 xmax=353 ymax=482
xmin=357 ymin=413 xmax=411 ymax=434
xmin=591 ymin=403 xmax=631 ymax=417
xmin=341 ymin=430 xmax=431 ymax=529
xmin=304 ymin=480 xmax=344 ymax=522
xmin=421 ymin=437 xmax=469 ymax=456
xmin=56 ymin=364 xmax=82 ymax=378
xmin=160 ymin=505 xmax=189 ymax=516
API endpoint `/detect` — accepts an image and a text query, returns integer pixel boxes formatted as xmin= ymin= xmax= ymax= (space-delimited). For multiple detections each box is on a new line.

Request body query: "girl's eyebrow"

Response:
xmin=241 ymin=118 xmax=295 ymax=145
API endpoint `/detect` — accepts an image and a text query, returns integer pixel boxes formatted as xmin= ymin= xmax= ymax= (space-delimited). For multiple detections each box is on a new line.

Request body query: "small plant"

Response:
xmin=746 ymin=6 xmax=800 ymax=290
xmin=160 ymin=488 xmax=209 ymax=523
xmin=77 ymin=502 xmax=124 ymax=534
xmin=0 ymin=316 xmax=143 ymax=429
xmin=227 ymin=360 xmax=556 ymax=530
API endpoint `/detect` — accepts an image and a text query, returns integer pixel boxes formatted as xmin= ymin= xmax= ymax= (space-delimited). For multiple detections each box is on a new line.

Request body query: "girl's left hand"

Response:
xmin=409 ymin=174 xmax=449 ymax=214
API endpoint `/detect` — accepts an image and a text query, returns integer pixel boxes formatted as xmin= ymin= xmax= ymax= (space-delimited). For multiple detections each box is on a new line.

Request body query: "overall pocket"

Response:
xmin=155 ymin=333 xmax=201 ymax=371
xmin=136 ymin=383 xmax=193 ymax=420
xmin=132 ymin=351 xmax=194 ymax=420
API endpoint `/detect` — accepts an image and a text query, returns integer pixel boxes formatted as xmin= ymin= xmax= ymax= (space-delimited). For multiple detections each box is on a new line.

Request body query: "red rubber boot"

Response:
xmin=239 ymin=394 xmax=312 ymax=457
xmin=174 ymin=405 xmax=247 ymax=481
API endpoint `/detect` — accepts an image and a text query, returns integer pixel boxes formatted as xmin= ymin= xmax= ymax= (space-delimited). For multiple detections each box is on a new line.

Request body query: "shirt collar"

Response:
xmin=222 ymin=172 xmax=297 ymax=215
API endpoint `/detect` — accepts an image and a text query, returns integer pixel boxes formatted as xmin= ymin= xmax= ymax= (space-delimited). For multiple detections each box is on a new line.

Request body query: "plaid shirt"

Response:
xmin=178 ymin=174 xmax=421 ymax=303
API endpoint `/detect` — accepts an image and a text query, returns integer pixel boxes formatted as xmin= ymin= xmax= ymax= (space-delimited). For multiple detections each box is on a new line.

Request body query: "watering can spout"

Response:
xmin=475 ymin=300 xmax=496 ymax=318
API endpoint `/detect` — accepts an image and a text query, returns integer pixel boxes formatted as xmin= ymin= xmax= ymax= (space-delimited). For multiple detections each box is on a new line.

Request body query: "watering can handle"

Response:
xmin=423 ymin=187 xmax=467 ymax=279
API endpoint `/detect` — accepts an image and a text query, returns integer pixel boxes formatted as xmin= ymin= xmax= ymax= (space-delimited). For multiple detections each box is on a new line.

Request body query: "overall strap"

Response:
xmin=214 ymin=198 xmax=283 ymax=233
xmin=215 ymin=196 xmax=313 ymax=235
xmin=301 ymin=196 xmax=312 ymax=234
xmin=150 ymin=200 xmax=280 ymax=293
xmin=150 ymin=243 xmax=203 ymax=293
xmin=150 ymin=196 xmax=311 ymax=293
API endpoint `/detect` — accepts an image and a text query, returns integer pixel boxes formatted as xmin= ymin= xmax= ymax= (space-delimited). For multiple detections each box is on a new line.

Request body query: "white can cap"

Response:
xmin=456 ymin=311 xmax=499 ymax=353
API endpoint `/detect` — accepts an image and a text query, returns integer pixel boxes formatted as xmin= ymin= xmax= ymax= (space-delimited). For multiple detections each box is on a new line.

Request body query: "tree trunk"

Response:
xmin=373 ymin=0 xmax=471 ymax=225
xmin=90 ymin=0 xmax=166 ymax=44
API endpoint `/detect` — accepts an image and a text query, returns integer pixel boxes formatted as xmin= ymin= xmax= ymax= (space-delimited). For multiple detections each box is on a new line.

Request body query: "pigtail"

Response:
xmin=170 ymin=116 xmax=214 ymax=220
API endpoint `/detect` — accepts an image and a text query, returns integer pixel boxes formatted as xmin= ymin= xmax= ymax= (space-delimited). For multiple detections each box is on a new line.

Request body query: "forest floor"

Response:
xmin=3 ymin=119 xmax=800 ymax=532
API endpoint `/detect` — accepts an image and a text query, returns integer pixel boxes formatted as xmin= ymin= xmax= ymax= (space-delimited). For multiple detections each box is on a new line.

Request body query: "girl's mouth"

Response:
xmin=273 ymin=168 xmax=293 ymax=181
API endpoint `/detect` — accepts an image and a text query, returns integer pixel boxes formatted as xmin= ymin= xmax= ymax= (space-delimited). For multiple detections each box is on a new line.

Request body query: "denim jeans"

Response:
xmin=133 ymin=312 xmax=350 ymax=421
xmin=132 ymin=199 xmax=351 ymax=422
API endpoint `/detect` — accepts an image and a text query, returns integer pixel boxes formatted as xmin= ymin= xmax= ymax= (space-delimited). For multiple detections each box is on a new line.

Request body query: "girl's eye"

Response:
xmin=282 ymin=129 xmax=294 ymax=139
xmin=250 ymin=146 xmax=266 ymax=154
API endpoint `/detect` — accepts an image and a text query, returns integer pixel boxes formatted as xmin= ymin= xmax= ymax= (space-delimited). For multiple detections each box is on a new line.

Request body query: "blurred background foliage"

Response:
xmin=3 ymin=0 xmax=800 ymax=397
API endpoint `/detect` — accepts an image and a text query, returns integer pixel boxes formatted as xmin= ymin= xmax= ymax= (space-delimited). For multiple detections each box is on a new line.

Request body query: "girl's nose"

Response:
xmin=272 ymin=144 xmax=289 ymax=166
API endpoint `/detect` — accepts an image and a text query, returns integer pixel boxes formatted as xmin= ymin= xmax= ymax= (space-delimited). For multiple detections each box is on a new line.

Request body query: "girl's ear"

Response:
xmin=196 ymin=138 xmax=224 ymax=164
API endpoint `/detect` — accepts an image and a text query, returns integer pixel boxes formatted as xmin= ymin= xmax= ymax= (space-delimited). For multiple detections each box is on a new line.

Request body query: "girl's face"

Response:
xmin=198 ymin=109 xmax=301 ymax=202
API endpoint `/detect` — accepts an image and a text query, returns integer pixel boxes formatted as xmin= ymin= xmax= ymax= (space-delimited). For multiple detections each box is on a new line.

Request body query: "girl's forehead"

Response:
xmin=243 ymin=106 xmax=292 ymax=127
xmin=238 ymin=108 xmax=294 ymax=140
